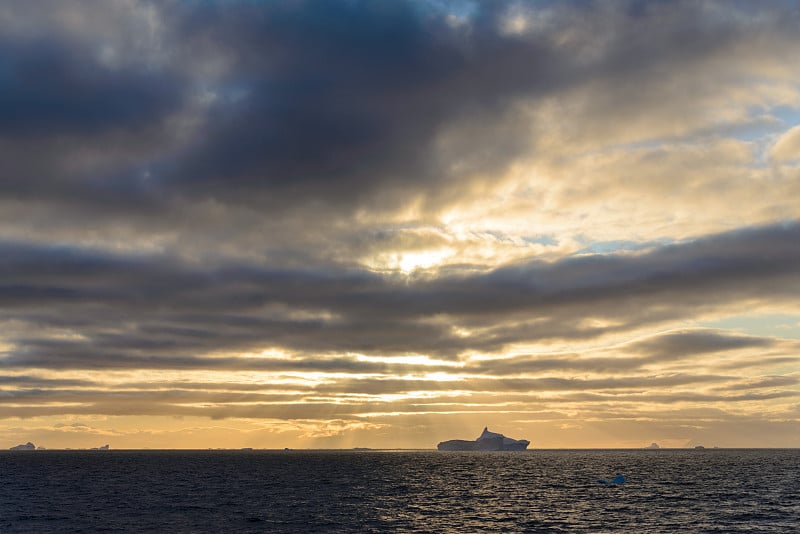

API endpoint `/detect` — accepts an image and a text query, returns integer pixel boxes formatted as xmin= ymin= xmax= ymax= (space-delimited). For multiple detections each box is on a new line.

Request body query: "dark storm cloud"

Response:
xmin=2 ymin=0 xmax=794 ymax=218
xmin=0 ymin=38 xmax=181 ymax=136
xmin=0 ymin=0 xmax=547 ymax=216
xmin=155 ymin=0 xmax=800 ymax=212
xmin=0 ymin=20 xmax=186 ymax=214
xmin=161 ymin=0 xmax=558 ymax=207
xmin=1 ymin=222 xmax=798 ymax=370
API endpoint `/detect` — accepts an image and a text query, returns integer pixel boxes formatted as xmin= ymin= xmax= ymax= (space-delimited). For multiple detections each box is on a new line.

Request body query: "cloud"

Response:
xmin=0 ymin=0 xmax=795 ymax=229
xmin=718 ymin=375 xmax=800 ymax=391
xmin=1 ymin=0 xmax=799 ymax=446
xmin=772 ymin=125 xmax=800 ymax=162
xmin=1 ymin=221 xmax=799 ymax=368
xmin=629 ymin=330 xmax=775 ymax=360
xmin=0 ymin=39 xmax=181 ymax=137
xmin=0 ymin=375 xmax=92 ymax=387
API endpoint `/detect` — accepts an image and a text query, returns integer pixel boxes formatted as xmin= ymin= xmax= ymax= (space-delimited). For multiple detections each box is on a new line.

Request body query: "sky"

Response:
xmin=1 ymin=0 xmax=799 ymax=449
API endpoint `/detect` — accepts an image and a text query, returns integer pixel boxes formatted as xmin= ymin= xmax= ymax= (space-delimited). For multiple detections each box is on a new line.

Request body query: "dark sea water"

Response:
xmin=1 ymin=449 xmax=798 ymax=533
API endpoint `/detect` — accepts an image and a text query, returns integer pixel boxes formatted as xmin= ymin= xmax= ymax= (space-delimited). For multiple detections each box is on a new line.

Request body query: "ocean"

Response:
xmin=1 ymin=449 xmax=797 ymax=532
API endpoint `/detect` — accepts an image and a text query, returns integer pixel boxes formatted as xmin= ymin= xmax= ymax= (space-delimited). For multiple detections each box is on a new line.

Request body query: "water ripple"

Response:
xmin=0 ymin=449 xmax=797 ymax=533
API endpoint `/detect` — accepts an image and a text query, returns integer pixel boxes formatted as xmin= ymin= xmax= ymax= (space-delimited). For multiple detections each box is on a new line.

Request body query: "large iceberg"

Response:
xmin=9 ymin=442 xmax=36 ymax=451
xmin=437 ymin=427 xmax=530 ymax=451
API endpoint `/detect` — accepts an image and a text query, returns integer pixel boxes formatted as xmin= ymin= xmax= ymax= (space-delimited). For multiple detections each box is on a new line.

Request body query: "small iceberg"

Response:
xmin=9 ymin=442 xmax=36 ymax=451
xmin=645 ymin=442 xmax=660 ymax=449
xmin=598 ymin=474 xmax=626 ymax=485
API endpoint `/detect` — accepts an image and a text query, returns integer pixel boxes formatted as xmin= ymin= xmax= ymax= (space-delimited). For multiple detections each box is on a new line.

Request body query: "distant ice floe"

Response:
xmin=8 ymin=442 xmax=111 ymax=451
xmin=598 ymin=474 xmax=626 ymax=485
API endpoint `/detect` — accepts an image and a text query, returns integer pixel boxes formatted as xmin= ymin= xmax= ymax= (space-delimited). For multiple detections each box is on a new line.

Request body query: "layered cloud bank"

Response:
xmin=1 ymin=0 xmax=798 ymax=448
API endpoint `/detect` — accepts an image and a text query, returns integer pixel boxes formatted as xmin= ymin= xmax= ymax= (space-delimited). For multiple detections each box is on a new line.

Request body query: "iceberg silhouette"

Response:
xmin=9 ymin=442 xmax=36 ymax=451
xmin=437 ymin=427 xmax=530 ymax=451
